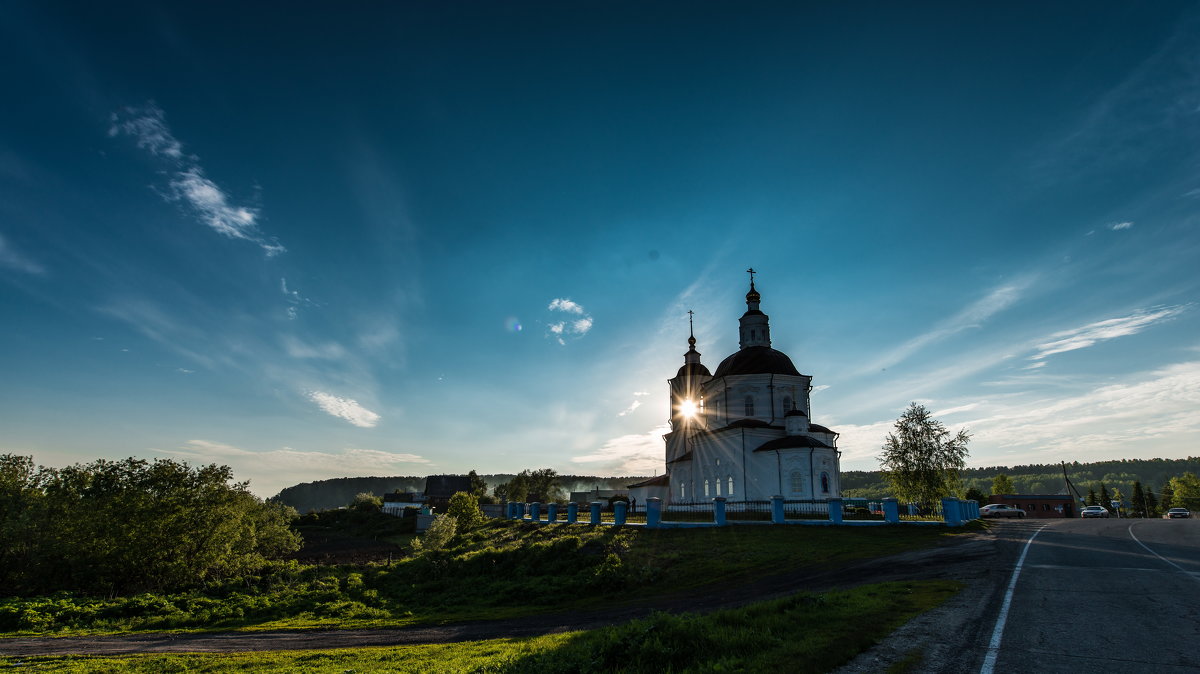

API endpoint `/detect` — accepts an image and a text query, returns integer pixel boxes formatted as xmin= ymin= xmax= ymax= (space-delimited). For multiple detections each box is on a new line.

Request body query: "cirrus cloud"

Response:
xmin=1029 ymin=305 xmax=1188 ymax=361
xmin=110 ymin=103 xmax=285 ymax=257
xmin=307 ymin=390 xmax=380 ymax=428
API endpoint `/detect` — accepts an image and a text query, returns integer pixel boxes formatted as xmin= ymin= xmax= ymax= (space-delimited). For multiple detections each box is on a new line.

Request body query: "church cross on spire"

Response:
xmin=688 ymin=310 xmax=695 ymax=337
xmin=746 ymin=267 xmax=757 ymax=289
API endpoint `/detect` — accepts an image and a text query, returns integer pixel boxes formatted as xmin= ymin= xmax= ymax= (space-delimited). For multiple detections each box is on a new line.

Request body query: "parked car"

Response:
xmin=1165 ymin=508 xmax=1191 ymax=519
xmin=981 ymin=504 xmax=1026 ymax=518
xmin=1080 ymin=505 xmax=1110 ymax=518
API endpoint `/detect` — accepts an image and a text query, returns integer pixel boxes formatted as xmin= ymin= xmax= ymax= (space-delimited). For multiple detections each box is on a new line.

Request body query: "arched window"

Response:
xmin=680 ymin=483 xmax=686 ymax=500
xmin=744 ymin=395 xmax=754 ymax=416
xmin=789 ymin=470 xmax=804 ymax=494
xmin=715 ymin=478 xmax=722 ymax=496
xmin=820 ymin=472 xmax=830 ymax=493
xmin=727 ymin=476 xmax=734 ymax=495
xmin=704 ymin=480 xmax=710 ymax=497
xmin=782 ymin=396 xmax=792 ymax=413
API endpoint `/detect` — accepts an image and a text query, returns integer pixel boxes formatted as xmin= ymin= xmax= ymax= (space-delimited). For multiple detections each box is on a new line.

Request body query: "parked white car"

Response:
xmin=981 ymin=504 xmax=1025 ymax=518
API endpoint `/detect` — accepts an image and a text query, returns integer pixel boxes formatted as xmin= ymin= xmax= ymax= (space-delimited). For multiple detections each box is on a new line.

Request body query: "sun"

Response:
xmin=678 ymin=399 xmax=699 ymax=418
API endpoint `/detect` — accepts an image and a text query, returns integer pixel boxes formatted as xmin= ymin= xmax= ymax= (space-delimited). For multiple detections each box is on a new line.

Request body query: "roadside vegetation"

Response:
xmin=0 ymin=516 xmax=975 ymax=636
xmin=0 ymin=580 xmax=961 ymax=673
xmin=0 ymin=454 xmax=299 ymax=597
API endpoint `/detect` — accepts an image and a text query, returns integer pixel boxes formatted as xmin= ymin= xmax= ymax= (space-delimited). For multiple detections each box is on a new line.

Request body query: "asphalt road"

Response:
xmin=983 ymin=517 xmax=1200 ymax=673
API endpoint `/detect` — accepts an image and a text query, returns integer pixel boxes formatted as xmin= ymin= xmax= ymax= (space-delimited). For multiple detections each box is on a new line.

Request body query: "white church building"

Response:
xmin=630 ymin=271 xmax=842 ymax=504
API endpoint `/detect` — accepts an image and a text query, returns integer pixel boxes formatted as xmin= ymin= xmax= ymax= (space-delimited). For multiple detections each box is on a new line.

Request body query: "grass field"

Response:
xmin=1 ymin=580 xmax=961 ymax=673
xmin=1 ymin=520 xmax=980 ymax=637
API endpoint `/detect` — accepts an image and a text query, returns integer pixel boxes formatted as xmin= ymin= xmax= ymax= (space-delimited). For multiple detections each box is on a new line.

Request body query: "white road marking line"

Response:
xmin=1128 ymin=523 xmax=1200 ymax=584
xmin=979 ymin=525 xmax=1045 ymax=674
xmin=1025 ymin=563 xmax=1160 ymax=572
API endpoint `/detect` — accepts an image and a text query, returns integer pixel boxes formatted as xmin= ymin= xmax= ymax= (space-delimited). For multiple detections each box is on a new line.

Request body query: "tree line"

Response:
xmin=851 ymin=452 xmax=1200 ymax=505
xmin=274 ymin=472 xmax=650 ymax=512
xmin=1 ymin=454 xmax=299 ymax=596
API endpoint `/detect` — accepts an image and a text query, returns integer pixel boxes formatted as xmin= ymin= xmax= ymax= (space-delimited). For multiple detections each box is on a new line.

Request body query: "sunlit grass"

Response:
xmin=1 ymin=521 xmax=980 ymax=637
xmin=2 ymin=580 xmax=961 ymax=673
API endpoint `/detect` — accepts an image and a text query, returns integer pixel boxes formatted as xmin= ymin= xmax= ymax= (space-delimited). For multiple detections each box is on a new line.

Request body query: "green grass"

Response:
xmin=0 ymin=580 xmax=960 ymax=673
xmin=1 ymin=520 xmax=980 ymax=637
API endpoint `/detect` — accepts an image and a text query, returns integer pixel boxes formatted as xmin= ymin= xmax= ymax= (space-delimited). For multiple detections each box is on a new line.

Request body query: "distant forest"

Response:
xmin=843 ymin=457 xmax=1200 ymax=501
xmin=273 ymin=474 xmax=652 ymax=513
xmin=273 ymin=457 xmax=1200 ymax=511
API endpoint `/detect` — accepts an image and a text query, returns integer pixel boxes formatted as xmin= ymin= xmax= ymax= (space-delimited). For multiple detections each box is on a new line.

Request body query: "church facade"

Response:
xmin=631 ymin=273 xmax=842 ymax=504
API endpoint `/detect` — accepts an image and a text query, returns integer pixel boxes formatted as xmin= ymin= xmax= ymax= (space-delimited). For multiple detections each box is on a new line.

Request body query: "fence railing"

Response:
xmin=782 ymin=499 xmax=831 ymax=521
xmin=504 ymin=497 xmax=980 ymax=528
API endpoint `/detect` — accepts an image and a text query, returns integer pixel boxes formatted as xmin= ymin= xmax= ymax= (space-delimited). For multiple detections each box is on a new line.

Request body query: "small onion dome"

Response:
xmin=676 ymin=362 xmax=712 ymax=378
xmin=746 ymin=285 xmax=761 ymax=304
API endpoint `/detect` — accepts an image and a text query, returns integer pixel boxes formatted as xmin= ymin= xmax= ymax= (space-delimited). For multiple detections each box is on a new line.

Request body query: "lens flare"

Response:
xmin=505 ymin=317 xmax=523 ymax=332
xmin=679 ymin=399 xmax=698 ymax=418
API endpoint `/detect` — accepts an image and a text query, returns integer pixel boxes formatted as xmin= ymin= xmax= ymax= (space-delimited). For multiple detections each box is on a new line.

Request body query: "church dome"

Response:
xmin=712 ymin=345 xmax=801 ymax=378
xmin=675 ymin=362 xmax=712 ymax=378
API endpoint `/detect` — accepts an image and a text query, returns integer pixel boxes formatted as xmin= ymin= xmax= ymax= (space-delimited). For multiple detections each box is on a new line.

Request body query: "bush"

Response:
xmin=350 ymin=492 xmax=383 ymax=513
xmin=0 ymin=454 xmax=301 ymax=596
xmin=447 ymin=491 xmax=485 ymax=529
xmin=413 ymin=514 xmax=457 ymax=555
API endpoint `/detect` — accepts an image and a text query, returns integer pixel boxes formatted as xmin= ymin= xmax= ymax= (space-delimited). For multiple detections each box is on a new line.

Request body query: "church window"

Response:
xmin=680 ymin=483 xmax=686 ymax=500
xmin=744 ymin=396 xmax=754 ymax=416
xmin=715 ymin=478 xmax=722 ymax=496
xmin=727 ymin=476 xmax=734 ymax=496
xmin=782 ymin=396 xmax=792 ymax=413
xmin=821 ymin=472 xmax=830 ymax=494
xmin=789 ymin=470 xmax=804 ymax=494
xmin=704 ymin=480 xmax=710 ymax=497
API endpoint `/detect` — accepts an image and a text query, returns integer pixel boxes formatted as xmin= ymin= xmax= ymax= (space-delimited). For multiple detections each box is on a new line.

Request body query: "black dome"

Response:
xmin=675 ymin=362 xmax=712 ymax=378
xmin=712 ymin=346 xmax=801 ymax=378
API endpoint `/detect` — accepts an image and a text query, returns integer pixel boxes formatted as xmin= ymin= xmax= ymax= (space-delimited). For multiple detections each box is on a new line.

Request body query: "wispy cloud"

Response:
xmin=0 ymin=233 xmax=45 ymax=275
xmin=158 ymin=439 xmax=429 ymax=496
xmin=968 ymin=360 xmax=1200 ymax=459
xmin=860 ymin=277 xmax=1033 ymax=373
xmin=283 ymin=335 xmax=345 ymax=360
xmin=547 ymin=297 xmax=594 ymax=344
xmin=932 ymin=402 xmax=981 ymax=417
xmin=108 ymin=104 xmax=182 ymax=158
xmin=307 ymin=390 xmax=380 ymax=428
xmin=110 ymin=103 xmax=285 ymax=257
xmin=280 ymin=278 xmax=317 ymax=319
xmin=840 ymin=359 xmax=1200 ymax=471
xmin=1029 ymin=305 xmax=1188 ymax=360
xmin=571 ymin=424 xmax=670 ymax=474
xmin=1109 ymin=221 xmax=1134 ymax=231
xmin=617 ymin=391 xmax=650 ymax=417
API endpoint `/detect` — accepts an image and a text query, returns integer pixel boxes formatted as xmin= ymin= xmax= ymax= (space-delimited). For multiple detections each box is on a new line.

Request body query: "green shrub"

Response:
xmin=447 ymin=491 xmax=485 ymax=528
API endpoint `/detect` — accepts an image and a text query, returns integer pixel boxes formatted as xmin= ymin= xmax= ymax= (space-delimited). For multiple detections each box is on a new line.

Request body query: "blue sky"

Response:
xmin=3 ymin=2 xmax=1199 ymax=496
